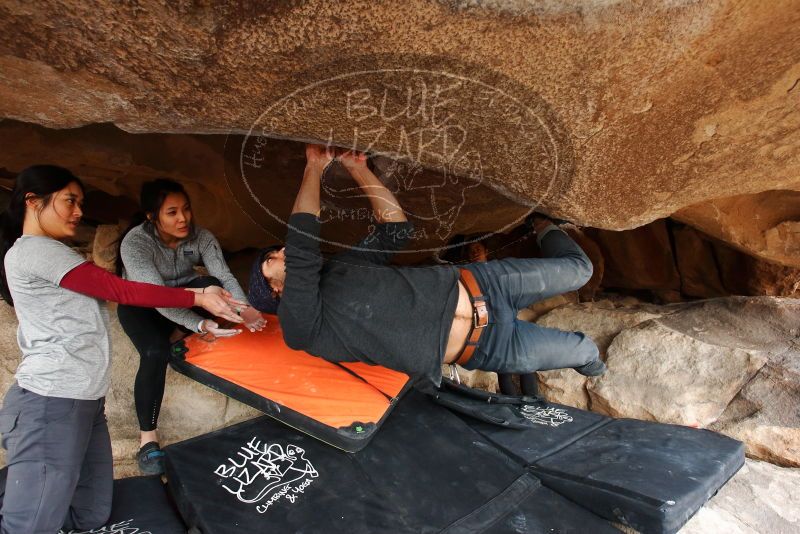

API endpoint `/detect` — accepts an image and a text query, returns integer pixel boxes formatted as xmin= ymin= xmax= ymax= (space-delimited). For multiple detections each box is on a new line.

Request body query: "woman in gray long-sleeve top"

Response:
xmin=117 ymin=178 xmax=265 ymax=476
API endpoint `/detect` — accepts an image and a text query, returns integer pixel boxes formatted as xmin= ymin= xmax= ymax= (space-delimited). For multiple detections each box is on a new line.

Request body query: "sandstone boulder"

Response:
xmin=711 ymin=356 xmax=800 ymax=468
xmin=533 ymin=367 xmax=591 ymax=411
xmin=681 ymin=459 xmax=800 ymax=534
xmin=588 ymin=297 xmax=800 ymax=466
xmin=676 ymin=190 xmax=800 ymax=268
xmin=660 ymin=297 xmax=800 ymax=468
xmin=442 ymin=365 xmax=499 ymax=393
xmin=589 ymin=320 xmax=766 ymax=427
xmin=534 ymin=299 xmax=664 ymax=409
xmin=91 ymin=224 xmax=123 ymax=272
xmin=656 ymin=297 xmax=800 ymax=359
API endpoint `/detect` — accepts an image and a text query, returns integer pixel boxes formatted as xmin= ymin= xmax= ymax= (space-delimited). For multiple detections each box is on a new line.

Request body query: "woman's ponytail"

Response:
xmin=0 ymin=165 xmax=84 ymax=306
xmin=0 ymin=204 xmax=24 ymax=305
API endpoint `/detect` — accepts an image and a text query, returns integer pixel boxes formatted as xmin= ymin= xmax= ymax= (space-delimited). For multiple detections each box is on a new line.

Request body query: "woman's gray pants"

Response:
xmin=0 ymin=382 xmax=113 ymax=533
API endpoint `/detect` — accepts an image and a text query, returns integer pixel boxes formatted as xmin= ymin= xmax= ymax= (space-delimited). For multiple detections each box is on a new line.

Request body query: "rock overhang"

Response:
xmin=1 ymin=0 xmax=799 ymax=263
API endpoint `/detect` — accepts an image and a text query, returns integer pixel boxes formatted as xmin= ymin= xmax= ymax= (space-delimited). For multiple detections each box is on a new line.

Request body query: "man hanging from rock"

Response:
xmin=248 ymin=144 xmax=605 ymax=386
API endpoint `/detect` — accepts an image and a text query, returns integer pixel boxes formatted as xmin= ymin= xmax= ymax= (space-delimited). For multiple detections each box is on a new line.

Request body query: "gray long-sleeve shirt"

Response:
xmin=120 ymin=223 xmax=247 ymax=331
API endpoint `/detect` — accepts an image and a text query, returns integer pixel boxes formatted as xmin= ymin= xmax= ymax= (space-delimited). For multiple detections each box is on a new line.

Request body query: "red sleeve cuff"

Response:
xmin=61 ymin=262 xmax=196 ymax=308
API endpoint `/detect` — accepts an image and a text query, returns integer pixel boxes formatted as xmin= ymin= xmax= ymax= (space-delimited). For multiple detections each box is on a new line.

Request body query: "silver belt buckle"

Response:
xmin=472 ymin=301 xmax=488 ymax=329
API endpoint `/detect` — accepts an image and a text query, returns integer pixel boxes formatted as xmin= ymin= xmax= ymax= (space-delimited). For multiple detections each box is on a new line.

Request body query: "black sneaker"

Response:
xmin=137 ymin=441 xmax=165 ymax=475
xmin=574 ymin=359 xmax=607 ymax=377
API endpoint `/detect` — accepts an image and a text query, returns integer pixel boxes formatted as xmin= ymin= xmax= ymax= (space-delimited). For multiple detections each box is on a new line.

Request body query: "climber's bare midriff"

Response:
xmin=443 ymin=281 xmax=475 ymax=364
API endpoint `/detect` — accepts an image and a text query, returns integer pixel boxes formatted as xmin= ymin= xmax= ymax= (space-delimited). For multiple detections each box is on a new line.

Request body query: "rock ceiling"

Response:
xmin=0 ymin=0 xmax=798 ymax=264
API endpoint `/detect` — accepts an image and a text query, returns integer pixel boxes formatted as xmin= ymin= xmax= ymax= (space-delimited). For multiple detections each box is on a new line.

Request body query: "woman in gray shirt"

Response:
xmin=0 ymin=165 xmax=244 ymax=533
xmin=117 ymin=178 xmax=265 ymax=476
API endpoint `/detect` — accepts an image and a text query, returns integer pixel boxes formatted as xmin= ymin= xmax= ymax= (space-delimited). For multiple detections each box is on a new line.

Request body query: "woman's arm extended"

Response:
xmin=120 ymin=229 xmax=212 ymax=330
xmin=60 ymin=262 xmax=244 ymax=324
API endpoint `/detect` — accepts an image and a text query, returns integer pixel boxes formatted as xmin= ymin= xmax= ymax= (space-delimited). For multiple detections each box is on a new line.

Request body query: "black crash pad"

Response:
xmin=449 ymin=395 xmax=745 ymax=534
xmin=164 ymin=390 xmax=618 ymax=533
xmin=63 ymin=476 xmax=187 ymax=534
xmin=0 ymin=468 xmax=186 ymax=534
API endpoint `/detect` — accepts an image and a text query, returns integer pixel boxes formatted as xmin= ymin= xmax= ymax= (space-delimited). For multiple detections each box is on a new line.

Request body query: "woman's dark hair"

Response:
xmin=0 ymin=165 xmax=85 ymax=306
xmin=115 ymin=178 xmax=192 ymax=275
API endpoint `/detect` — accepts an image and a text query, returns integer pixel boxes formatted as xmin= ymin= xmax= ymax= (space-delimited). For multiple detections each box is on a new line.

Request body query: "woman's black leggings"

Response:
xmin=117 ymin=276 xmax=220 ymax=432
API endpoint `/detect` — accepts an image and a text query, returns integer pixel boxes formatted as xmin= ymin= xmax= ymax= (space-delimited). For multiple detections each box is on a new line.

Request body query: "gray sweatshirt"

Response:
xmin=120 ymin=223 xmax=247 ymax=331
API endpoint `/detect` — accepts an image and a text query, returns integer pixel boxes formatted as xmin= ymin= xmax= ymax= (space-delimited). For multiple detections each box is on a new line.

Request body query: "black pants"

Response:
xmin=117 ymin=276 xmax=220 ymax=432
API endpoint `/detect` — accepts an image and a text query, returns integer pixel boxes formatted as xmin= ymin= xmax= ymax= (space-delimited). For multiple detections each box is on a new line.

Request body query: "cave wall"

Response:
xmin=587 ymin=219 xmax=800 ymax=301
xmin=2 ymin=116 xmax=798 ymax=301
xmin=0 ymin=119 xmax=530 ymax=256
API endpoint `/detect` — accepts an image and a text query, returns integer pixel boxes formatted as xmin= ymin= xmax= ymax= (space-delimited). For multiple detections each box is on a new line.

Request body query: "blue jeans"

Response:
xmin=462 ymin=227 xmax=599 ymax=374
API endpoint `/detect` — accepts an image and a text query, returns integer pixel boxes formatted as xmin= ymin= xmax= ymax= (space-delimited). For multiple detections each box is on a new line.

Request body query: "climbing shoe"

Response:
xmin=524 ymin=212 xmax=571 ymax=232
xmin=137 ymin=441 xmax=165 ymax=476
xmin=574 ymin=359 xmax=608 ymax=377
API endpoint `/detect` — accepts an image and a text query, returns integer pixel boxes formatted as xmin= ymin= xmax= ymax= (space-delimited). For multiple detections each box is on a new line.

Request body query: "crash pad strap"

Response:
xmin=440 ymin=473 xmax=540 ymax=533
